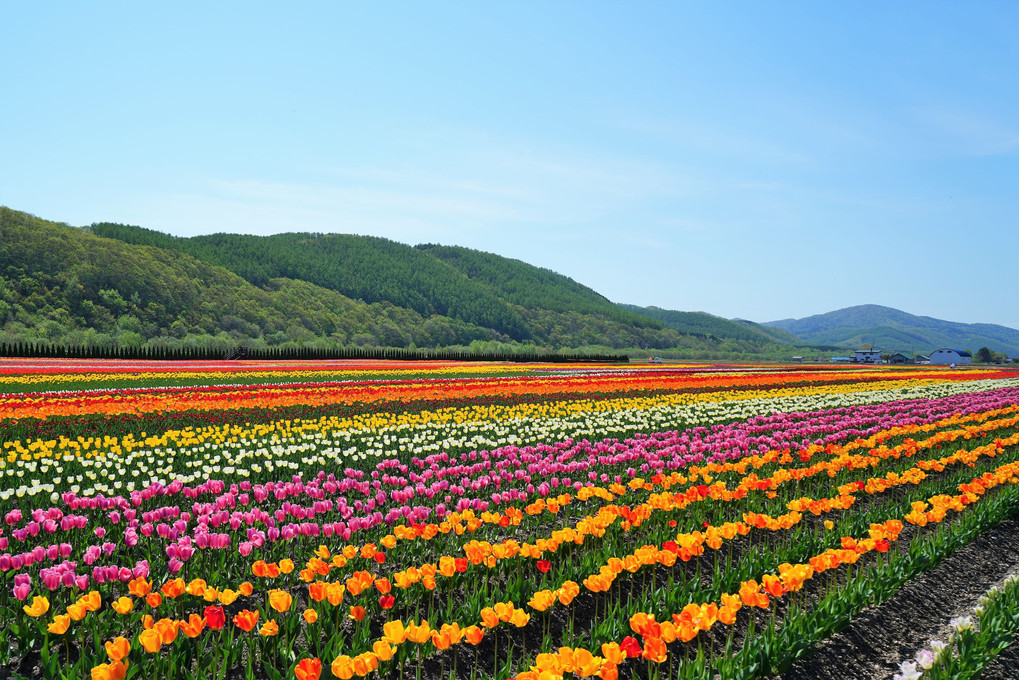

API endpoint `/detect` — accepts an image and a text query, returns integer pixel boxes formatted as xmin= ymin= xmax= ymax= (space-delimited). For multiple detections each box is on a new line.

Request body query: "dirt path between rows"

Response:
xmin=776 ymin=513 xmax=1019 ymax=680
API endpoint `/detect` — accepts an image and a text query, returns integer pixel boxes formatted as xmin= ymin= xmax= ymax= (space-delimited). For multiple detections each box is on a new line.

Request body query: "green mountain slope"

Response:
xmin=0 ymin=208 xmax=500 ymax=349
xmin=2 ymin=208 xmax=690 ymax=352
xmin=765 ymin=304 xmax=1019 ymax=356
xmin=620 ymin=305 xmax=796 ymax=344
xmin=417 ymin=244 xmax=661 ymax=328
xmin=91 ymin=221 xmax=690 ymax=350
xmin=90 ymin=224 xmax=533 ymax=340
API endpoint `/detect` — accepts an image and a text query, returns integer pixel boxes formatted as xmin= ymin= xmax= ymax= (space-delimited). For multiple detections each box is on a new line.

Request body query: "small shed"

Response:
xmin=929 ymin=349 xmax=972 ymax=365
xmin=888 ymin=352 xmax=917 ymax=364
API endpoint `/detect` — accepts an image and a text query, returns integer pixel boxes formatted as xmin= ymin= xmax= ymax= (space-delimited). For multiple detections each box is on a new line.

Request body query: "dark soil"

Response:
xmin=776 ymin=514 xmax=1019 ymax=680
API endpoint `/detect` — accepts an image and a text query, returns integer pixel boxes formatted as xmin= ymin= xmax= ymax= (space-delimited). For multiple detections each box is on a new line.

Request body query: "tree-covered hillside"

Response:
xmin=91 ymin=224 xmax=533 ymax=340
xmin=417 ymin=244 xmax=662 ymax=329
xmin=620 ymin=305 xmax=797 ymax=344
xmin=0 ymin=208 xmax=501 ymax=349
xmin=1 ymin=208 xmax=696 ymax=353
xmin=89 ymin=220 xmax=693 ymax=351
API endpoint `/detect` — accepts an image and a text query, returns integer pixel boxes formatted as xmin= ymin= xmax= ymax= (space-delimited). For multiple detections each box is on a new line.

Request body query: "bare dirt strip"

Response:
xmin=775 ymin=513 xmax=1019 ymax=680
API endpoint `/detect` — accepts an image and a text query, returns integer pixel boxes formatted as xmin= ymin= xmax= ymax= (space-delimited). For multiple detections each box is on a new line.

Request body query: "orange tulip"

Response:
xmin=599 ymin=661 xmax=619 ymax=680
xmin=304 ymin=608 xmax=319 ymax=624
xmin=432 ymin=630 xmax=452 ymax=651
xmin=179 ymin=613 xmax=206 ymax=638
xmin=383 ymin=620 xmax=407 ymax=644
xmin=463 ymin=624 xmax=484 ymax=645
xmin=268 ymin=589 xmax=293 ymax=613
xmin=406 ymin=620 xmax=431 ymax=644
xmin=352 ymin=652 xmax=378 ymax=676
xmin=81 ymin=592 xmax=101 ymax=612
xmin=528 ymin=590 xmax=556 ymax=612
xmin=480 ymin=607 xmax=499 ymax=628
xmin=260 ymin=620 xmax=280 ymax=637
xmin=348 ymin=606 xmax=366 ymax=622
xmin=160 ymin=578 xmax=185 ymax=599
xmin=326 ymin=583 xmax=346 ymax=606
xmin=372 ymin=640 xmax=396 ymax=661
xmin=105 ymin=636 xmax=131 ymax=661
xmin=128 ymin=578 xmax=152 ymax=597
xmin=218 ymin=588 xmax=240 ymax=605
xmin=233 ymin=609 xmax=260 ymax=632
xmin=331 ymin=655 xmax=354 ymax=680
xmin=601 ymin=642 xmax=626 ymax=665
xmin=146 ymin=592 xmax=163 ymax=608
xmin=67 ymin=602 xmax=87 ymax=621
xmin=762 ymin=574 xmax=786 ymax=598
xmin=155 ymin=618 xmax=178 ymax=645
xmin=90 ymin=660 xmax=129 ymax=680
xmin=294 ymin=657 xmax=322 ymax=680
xmin=112 ymin=596 xmax=134 ymax=615
xmin=48 ymin=614 xmax=71 ymax=635
xmin=139 ymin=628 xmax=162 ymax=654
xmin=642 ymin=637 xmax=668 ymax=663
xmin=510 ymin=609 xmax=530 ymax=627
xmin=308 ymin=581 xmax=328 ymax=602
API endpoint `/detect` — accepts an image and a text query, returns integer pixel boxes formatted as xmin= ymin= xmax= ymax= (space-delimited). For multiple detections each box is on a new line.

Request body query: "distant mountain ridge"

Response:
xmin=620 ymin=305 xmax=800 ymax=345
xmin=765 ymin=304 xmax=1019 ymax=356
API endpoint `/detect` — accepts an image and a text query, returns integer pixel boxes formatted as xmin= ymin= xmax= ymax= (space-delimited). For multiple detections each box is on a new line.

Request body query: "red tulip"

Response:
xmin=620 ymin=636 xmax=642 ymax=658
xmin=204 ymin=605 xmax=226 ymax=630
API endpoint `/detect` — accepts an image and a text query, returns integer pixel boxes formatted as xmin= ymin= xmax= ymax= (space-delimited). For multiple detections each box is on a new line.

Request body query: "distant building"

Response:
xmin=929 ymin=349 xmax=972 ymax=365
xmin=888 ymin=352 xmax=917 ymax=364
xmin=791 ymin=356 xmax=803 ymax=362
xmin=830 ymin=356 xmax=853 ymax=363
xmin=854 ymin=349 xmax=882 ymax=364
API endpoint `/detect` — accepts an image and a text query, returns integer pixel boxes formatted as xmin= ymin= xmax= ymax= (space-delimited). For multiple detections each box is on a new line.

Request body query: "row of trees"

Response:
xmin=0 ymin=341 xmax=627 ymax=363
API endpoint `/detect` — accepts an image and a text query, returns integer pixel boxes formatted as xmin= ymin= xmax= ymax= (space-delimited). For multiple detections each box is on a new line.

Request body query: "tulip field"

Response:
xmin=4 ymin=359 xmax=1019 ymax=680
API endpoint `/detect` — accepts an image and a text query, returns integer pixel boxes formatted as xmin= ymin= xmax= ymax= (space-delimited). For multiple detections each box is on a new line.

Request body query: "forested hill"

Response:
xmin=89 ymin=221 xmax=698 ymax=351
xmin=416 ymin=244 xmax=659 ymax=329
xmin=620 ymin=305 xmax=800 ymax=345
xmin=89 ymin=224 xmax=533 ymax=340
xmin=0 ymin=207 xmax=507 ymax=350
xmin=3 ymin=208 xmax=695 ymax=352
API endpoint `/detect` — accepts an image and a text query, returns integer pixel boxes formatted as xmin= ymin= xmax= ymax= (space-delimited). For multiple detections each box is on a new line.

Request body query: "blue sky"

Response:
xmin=3 ymin=2 xmax=1018 ymax=329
